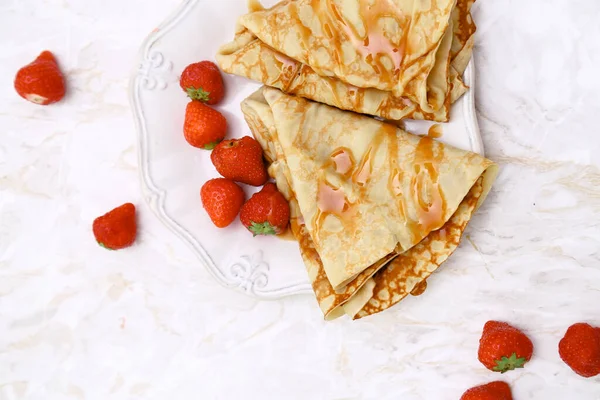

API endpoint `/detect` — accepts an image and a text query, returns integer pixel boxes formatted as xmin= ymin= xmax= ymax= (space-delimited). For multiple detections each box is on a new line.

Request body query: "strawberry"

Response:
xmin=180 ymin=61 xmax=224 ymax=105
xmin=460 ymin=381 xmax=513 ymax=400
xmin=211 ymin=136 xmax=268 ymax=186
xmin=93 ymin=203 xmax=137 ymax=250
xmin=14 ymin=50 xmax=66 ymax=105
xmin=558 ymin=322 xmax=600 ymax=378
xmin=240 ymin=183 xmax=290 ymax=236
xmin=200 ymin=178 xmax=245 ymax=228
xmin=183 ymin=101 xmax=227 ymax=149
xmin=478 ymin=321 xmax=534 ymax=373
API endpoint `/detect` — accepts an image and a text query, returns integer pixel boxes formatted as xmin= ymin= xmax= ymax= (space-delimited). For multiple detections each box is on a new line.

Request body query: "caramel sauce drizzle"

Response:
xmin=411 ymin=136 xmax=446 ymax=236
xmin=277 ymin=226 xmax=297 ymax=241
xmin=427 ymin=123 xmax=443 ymax=138
xmin=272 ymin=50 xmax=301 ymax=92
xmin=311 ymin=0 xmax=411 ymax=86
xmin=310 ymin=125 xmax=388 ymax=243
xmin=386 ymin=127 xmax=408 ymax=225
xmin=247 ymin=0 xmax=265 ymax=13
xmin=410 ymin=279 xmax=427 ymax=296
xmin=312 ymin=181 xmax=352 ymax=242
xmin=330 ymin=147 xmax=355 ymax=176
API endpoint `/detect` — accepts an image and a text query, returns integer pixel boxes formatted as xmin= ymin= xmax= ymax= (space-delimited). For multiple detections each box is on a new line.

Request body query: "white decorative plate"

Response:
xmin=129 ymin=0 xmax=484 ymax=299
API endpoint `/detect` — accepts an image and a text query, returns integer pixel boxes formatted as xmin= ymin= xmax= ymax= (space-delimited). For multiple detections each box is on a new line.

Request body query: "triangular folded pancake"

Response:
xmin=239 ymin=0 xmax=455 ymax=105
xmin=218 ymin=0 xmax=477 ymax=122
xmin=241 ymin=87 xmax=497 ymax=319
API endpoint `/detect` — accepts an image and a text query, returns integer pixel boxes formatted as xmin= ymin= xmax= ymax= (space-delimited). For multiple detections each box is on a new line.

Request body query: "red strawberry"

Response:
xmin=478 ymin=321 xmax=534 ymax=373
xmin=14 ymin=50 xmax=66 ymax=105
xmin=93 ymin=203 xmax=137 ymax=250
xmin=558 ymin=322 xmax=600 ymax=378
xmin=180 ymin=61 xmax=224 ymax=105
xmin=211 ymin=136 xmax=268 ymax=186
xmin=200 ymin=178 xmax=245 ymax=228
xmin=460 ymin=381 xmax=513 ymax=400
xmin=183 ymin=101 xmax=227 ymax=149
xmin=240 ymin=183 xmax=290 ymax=236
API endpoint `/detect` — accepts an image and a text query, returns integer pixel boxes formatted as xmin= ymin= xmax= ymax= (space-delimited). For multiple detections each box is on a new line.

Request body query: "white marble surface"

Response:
xmin=1 ymin=0 xmax=599 ymax=399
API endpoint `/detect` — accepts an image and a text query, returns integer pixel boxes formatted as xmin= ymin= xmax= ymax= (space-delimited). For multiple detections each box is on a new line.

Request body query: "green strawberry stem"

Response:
xmin=203 ymin=140 xmax=221 ymax=150
xmin=493 ymin=353 xmax=527 ymax=373
xmin=248 ymin=222 xmax=277 ymax=236
xmin=186 ymin=86 xmax=210 ymax=102
xmin=98 ymin=242 xmax=113 ymax=251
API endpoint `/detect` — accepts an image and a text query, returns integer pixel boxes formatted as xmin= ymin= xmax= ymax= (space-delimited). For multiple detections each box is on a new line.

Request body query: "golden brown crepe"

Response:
xmin=241 ymin=87 xmax=497 ymax=319
xmin=217 ymin=0 xmax=477 ymax=122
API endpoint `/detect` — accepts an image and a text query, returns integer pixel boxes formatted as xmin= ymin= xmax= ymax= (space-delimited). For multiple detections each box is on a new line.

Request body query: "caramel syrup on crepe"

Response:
xmin=317 ymin=183 xmax=347 ymax=215
xmin=353 ymin=0 xmax=408 ymax=80
xmin=347 ymin=85 xmax=366 ymax=112
xmin=412 ymin=137 xmax=447 ymax=236
xmin=247 ymin=0 xmax=265 ymax=12
xmin=291 ymin=213 xmax=323 ymax=269
xmin=352 ymin=147 xmax=373 ymax=186
xmin=288 ymin=2 xmax=313 ymax=51
xmin=351 ymin=127 xmax=386 ymax=188
xmin=273 ymin=51 xmax=301 ymax=92
xmin=277 ymin=226 xmax=297 ymax=241
xmin=311 ymin=124 xmax=448 ymax=247
xmin=387 ymin=133 xmax=448 ymax=245
xmin=330 ymin=147 xmax=355 ymax=176
xmin=311 ymin=130 xmax=387 ymax=242
xmin=313 ymin=181 xmax=359 ymax=241
xmin=290 ymin=99 xmax=313 ymax=150
xmin=387 ymin=126 xmax=409 ymax=224
xmin=312 ymin=0 xmax=410 ymax=86
xmin=427 ymin=124 xmax=443 ymax=138
xmin=377 ymin=95 xmax=415 ymax=120
xmin=410 ymin=279 xmax=428 ymax=296
xmin=385 ymin=125 xmax=436 ymax=244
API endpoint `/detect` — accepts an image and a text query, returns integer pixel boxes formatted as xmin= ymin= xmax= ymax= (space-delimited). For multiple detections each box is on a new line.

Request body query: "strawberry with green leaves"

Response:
xmin=180 ymin=61 xmax=224 ymax=105
xmin=240 ymin=183 xmax=290 ymax=236
xmin=478 ymin=321 xmax=534 ymax=373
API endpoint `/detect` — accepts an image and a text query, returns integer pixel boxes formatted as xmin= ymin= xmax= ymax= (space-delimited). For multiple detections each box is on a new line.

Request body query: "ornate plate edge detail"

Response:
xmin=128 ymin=0 xmax=314 ymax=299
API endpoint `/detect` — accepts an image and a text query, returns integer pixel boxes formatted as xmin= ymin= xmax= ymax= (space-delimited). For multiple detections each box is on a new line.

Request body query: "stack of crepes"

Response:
xmin=241 ymin=87 xmax=497 ymax=320
xmin=216 ymin=0 xmax=497 ymax=320
xmin=217 ymin=0 xmax=478 ymax=122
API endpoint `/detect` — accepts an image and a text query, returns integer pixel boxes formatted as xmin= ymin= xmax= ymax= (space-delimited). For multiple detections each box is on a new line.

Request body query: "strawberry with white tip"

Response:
xmin=14 ymin=51 xmax=66 ymax=105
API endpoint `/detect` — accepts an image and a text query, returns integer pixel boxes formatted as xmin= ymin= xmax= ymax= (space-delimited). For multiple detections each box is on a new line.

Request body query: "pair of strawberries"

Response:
xmin=13 ymin=51 xmax=137 ymax=250
xmin=179 ymin=61 xmax=290 ymax=235
xmin=461 ymin=320 xmax=600 ymax=399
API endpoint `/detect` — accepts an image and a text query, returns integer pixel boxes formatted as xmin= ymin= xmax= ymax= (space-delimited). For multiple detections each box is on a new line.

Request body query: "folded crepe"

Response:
xmin=218 ymin=0 xmax=477 ymax=122
xmin=241 ymin=87 xmax=497 ymax=319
